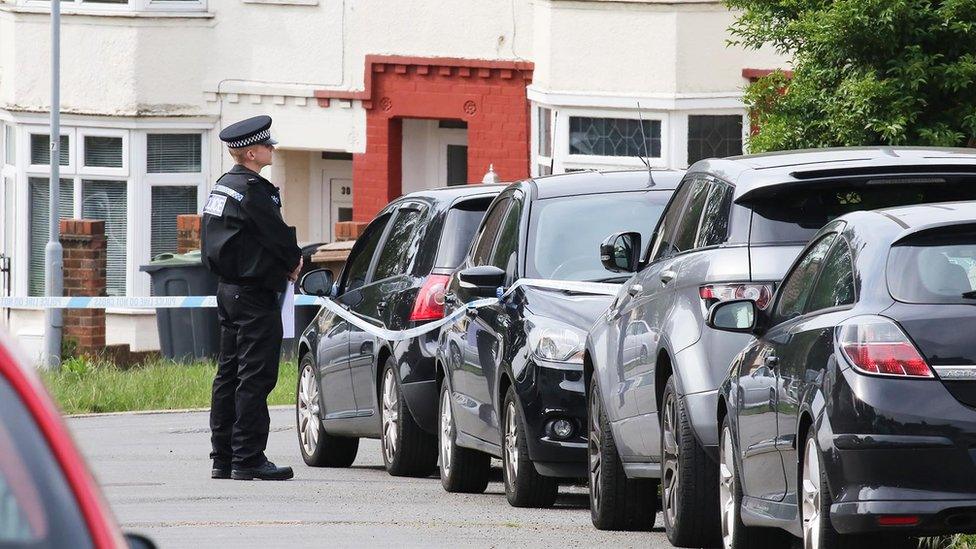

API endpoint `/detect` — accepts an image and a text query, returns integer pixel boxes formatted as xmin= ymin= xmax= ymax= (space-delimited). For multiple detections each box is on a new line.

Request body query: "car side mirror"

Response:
xmin=458 ymin=265 xmax=506 ymax=298
xmin=600 ymin=231 xmax=641 ymax=273
xmin=706 ymin=299 xmax=758 ymax=334
xmin=300 ymin=268 xmax=334 ymax=297
xmin=125 ymin=533 xmax=157 ymax=549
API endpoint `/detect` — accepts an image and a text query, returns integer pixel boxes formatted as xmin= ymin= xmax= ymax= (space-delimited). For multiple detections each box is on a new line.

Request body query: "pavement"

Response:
xmin=70 ymin=408 xmax=674 ymax=548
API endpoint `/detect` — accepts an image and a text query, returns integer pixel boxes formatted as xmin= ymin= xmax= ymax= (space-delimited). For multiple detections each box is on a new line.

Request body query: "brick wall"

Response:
xmin=334 ymin=221 xmax=368 ymax=242
xmin=177 ymin=214 xmax=202 ymax=254
xmin=60 ymin=219 xmax=106 ymax=355
xmin=319 ymin=56 xmax=533 ymax=222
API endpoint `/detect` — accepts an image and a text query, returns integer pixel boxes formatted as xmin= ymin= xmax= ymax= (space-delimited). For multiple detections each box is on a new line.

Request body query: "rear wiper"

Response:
xmin=589 ymin=275 xmax=631 ymax=283
xmin=963 ymin=290 xmax=976 ymax=300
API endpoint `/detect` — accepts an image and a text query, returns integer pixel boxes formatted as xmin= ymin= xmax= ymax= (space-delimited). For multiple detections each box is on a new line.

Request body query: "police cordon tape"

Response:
xmin=0 ymin=279 xmax=621 ymax=343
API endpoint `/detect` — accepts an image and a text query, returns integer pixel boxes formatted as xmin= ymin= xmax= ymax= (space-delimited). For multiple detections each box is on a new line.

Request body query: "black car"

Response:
xmin=296 ymin=184 xmax=502 ymax=476
xmin=711 ymin=202 xmax=976 ymax=548
xmin=435 ymin=170 xmax=681 ymax=507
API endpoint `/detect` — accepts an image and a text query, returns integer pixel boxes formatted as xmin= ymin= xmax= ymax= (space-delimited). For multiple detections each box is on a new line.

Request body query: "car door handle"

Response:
xmin=627 ymin=284 xmax=643 ymax=297
xmin=660 ymin=269 xmax=677 ymax=285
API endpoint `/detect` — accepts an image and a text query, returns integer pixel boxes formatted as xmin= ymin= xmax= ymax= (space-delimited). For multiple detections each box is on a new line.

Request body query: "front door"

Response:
xmin=330 ymin=178 xmax=353 ymax=239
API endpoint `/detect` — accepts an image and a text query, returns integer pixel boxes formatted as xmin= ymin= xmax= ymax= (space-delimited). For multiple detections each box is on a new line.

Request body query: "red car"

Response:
xmin=0 ymin=331 xmax=153 ymax=549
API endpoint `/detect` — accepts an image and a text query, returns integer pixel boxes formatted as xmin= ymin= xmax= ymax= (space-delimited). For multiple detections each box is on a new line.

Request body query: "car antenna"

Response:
xmin=549 ymin=111 xmax=557 ymax=175
xmin=636 ymin=101 xmax=655 ymax=187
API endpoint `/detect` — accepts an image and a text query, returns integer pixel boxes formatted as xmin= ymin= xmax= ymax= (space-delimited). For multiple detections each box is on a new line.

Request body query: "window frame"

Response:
xmin=769 ymin=232 xmax=841 ymax=326
xmin=646 ymin=175 xmax=697 ymax=264
xmin=78 ymin=128 xmax=128 ymax=178
xmin=369 ymin=202 xmax=428 ymax=284
xmin=803 ymin=236 xmax=858 ymax=315
xmin=26 ymin=128 xmax=75 ymax=174
xmin=18 ymin=0 xmax=207 ymax=14
xmin=469 ymin=196 xmax=514 ymax=268
xmin=337 ymin=212 xmax=392 ymax=296
xmin=565 ymin=113 xmax=666 ymax=167
xmin=487 ymin=191 xmax=524 ymax=275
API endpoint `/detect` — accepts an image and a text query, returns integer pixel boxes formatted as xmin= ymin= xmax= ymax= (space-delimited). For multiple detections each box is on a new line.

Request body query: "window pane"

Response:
xmin=3 ymin=177 xmax=13 ymax=258
xmin=806 ymin=240 xmax=855 ymax=312
xmin=29 ymin=135 xmax=69 ymax=166
xmin=342 ymin=215 xmax=389 ymax=293
xmin=28 ymin=178 xmax=74 ymax=296
xmin=696 ymin=183 xmax=734 ymax=248
xmin=3 ymin=125 xmax=14 ymax=166
xmin=82 ymin=180 xmax=127 ymax=297
xmin=888 ymin=229 xmax=976 ymax=305
xmin=446 ymin=145 xmax=468 ymax=186
xmin=651 ymin=178 xmax=694 ymax=261
xmin=687 ymin=115 xmax=743 ymax=165
xmin=83 ymin=136 xmax=123 ymax=168
xmin=373 ymin=208 xmax=423 ymax=281
xmin=490 ymin=197 xmax=521 ymax=271
xmin=151 ymin=186 xmax=198 ymax=259
xmin=671 ymin=177 xmax=710 ymax=253
xmin=569 ymin=117 xmax=661 ymax=158
xmin=147 ymin=134 xmax=201 ymax=173
xmin=434 ymin=199 xmax=492 ymax=270
xmin=471 ymin=198 xmax=511 ymax=267
xmin=538 ymin=107 xmax=552 ymax=157
xmin=772 ymin=234 xmax=837 ymax=324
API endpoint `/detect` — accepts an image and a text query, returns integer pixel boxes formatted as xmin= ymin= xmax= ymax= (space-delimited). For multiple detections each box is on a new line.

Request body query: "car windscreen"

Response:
xmin=0 ymin=377 xmax=93 ymax=549
xmin=888 ymin=226 xmax=976 ymax=305
xmin=434 ymin=197 xmax=493 ymax=269
xmin=526 ymin=190 xmax=670 ymax=281
xmin=747 ymin=179 xmax=976 ymax=245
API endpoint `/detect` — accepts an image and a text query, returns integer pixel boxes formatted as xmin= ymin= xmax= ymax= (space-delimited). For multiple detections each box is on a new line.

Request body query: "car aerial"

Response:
xmin=435 ymin=169 xmax=681 ymax=508
xmin=296 ymin=184 xmax=502 ymax=477
xmin=584 ymin=147 xmax=976 ymax=542
xmin=711 ymin=201 xmax=976 ymax=549
xmin=0 ymin=330 xmax=155 ymax=549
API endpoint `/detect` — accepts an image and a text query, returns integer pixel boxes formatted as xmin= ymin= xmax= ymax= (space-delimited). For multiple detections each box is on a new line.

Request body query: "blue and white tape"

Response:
xmin=0 ymin=278 xmax=621 ymax=342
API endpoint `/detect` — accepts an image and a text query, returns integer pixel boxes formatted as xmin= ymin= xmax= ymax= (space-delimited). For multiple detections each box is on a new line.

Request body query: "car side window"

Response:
xmin=470 ymin=197 xmax=512 ymax=267
xmin=671 ymin=176 xmax=711 ymax=252
xmin=805 ymin=238 xmax=856 ymax=313
xmin=696 ymin=182 xmax=734 ymax=248
xmin=772 ymin=233 xmax=838 ymax=324
xmin=372 ymin=206 xmax=424 ymax=281
xmin=649 ymin=177 xmax=695 ymax=261
xmin=340 ymin=213 xmax=390 ymax=294
xmin=489 ymin=194 xmax=522 ymax=272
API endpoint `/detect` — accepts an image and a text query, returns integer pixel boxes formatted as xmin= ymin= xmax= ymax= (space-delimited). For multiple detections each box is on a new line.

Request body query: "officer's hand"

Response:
xmin=289 ymin=257 xmax=303 ymax=282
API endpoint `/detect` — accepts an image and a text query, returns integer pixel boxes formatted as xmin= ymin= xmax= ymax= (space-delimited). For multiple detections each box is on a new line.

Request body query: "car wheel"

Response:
xmin=438 ymin=381 xmax=490 ymax=493
xmin=502 ymin=386 xmax=558 ymax=508
xmin=589 ymin=377 xmax=657 ymax=531
xmin=296 ymin=354 xmax=359 ymax=467
xmin=719 ymin=415 xmax=791 ymax=549
xmin=380 ymin=357 xmax=438 ymax=477
xmin=661 ymin=376 xmax=720 ymax=547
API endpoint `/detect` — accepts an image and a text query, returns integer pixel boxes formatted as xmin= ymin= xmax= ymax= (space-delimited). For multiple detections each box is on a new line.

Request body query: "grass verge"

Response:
xmin=41 ymin=356 xmax=297 ymax=415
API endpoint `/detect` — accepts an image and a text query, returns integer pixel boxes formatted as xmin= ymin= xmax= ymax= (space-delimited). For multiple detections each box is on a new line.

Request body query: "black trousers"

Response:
xmin=210 ymin=283 xmax=282 ymax=468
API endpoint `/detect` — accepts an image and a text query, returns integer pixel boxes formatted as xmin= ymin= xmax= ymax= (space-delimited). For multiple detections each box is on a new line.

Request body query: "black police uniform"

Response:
xmin=201 ymin=116 xmax=301 ymax=478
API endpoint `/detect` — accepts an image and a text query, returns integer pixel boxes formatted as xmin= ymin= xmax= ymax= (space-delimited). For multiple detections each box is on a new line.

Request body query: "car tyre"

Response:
xmin=438 ymin=381 xmax=490 ymax=493
xmin=589 ymin=377 xmax=658 ymax=531
xmin=661 ymin=376 xmax=720 ymax=547
xmin=296 ymin=354 xmax=359 ymax=467
xmin=719 ymin=415 xmax=791 ymax=548
xmin=502 ymin=386 xmax=558 ymax=508
xmin=380 ymin=357 xmax=438 ymax=477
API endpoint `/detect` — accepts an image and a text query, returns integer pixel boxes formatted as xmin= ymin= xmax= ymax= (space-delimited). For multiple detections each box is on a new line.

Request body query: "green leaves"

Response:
xmin=729 ymin=0 xmax=976 ymax=152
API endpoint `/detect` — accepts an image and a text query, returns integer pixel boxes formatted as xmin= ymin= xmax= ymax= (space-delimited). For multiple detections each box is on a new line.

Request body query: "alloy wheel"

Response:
xmin=298 ymin=363 xmax=321 ymax=456
xmin=589 ymin=391 xmax=603 ymax=513
xmin=802 ymin=437 xmax=822 ymax=549
xmin=440 ymin=388 xmax=453 ymax=475
xmin=381 ymin=369 xmax=399 ymax=464
xmin=719 ymin=424 xmax=736 ymax=549
xmin=504 ymin=401 xmax=519 ymax=487
xmin=662 ymin=391 xmax=680 ymax=527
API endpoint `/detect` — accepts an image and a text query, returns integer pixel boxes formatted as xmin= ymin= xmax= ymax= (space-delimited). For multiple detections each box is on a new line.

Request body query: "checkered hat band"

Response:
xmin=228 ymin=129 xmax=270 ymax=148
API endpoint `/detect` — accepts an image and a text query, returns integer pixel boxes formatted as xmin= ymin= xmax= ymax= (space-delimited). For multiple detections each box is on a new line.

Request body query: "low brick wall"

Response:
xmin=60 ymin=219 xmax=106 ymax=356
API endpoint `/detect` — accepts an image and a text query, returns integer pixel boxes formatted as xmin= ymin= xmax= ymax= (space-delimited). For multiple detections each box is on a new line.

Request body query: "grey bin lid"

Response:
xmin=139 ymin=250 xmax=204 ymax=272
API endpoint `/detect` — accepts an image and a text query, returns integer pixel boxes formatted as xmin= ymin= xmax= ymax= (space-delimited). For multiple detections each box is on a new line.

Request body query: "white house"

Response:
xmin=0 ymin=0 xmax=785 ymax=358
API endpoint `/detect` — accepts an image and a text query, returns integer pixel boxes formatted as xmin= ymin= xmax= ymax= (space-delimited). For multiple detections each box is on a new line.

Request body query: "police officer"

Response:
xmin=202 ymin=115 xmax=302 ymax=481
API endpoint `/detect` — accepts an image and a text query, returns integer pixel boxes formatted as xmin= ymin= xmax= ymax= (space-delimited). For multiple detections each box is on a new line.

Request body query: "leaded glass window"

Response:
xmin=687 ymin=115 xmax=743 ymax=165
xmin=569 ymin=117 xmax=661 ymax=158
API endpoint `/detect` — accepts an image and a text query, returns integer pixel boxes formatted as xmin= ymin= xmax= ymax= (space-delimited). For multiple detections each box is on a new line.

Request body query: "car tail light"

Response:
xmin=837 ymin=316 xmax=933 ymax=378
xmin=409 ymin=274 xmax=450 ymax=322
xmin=699 ymin=283 xmax=774 ymax=310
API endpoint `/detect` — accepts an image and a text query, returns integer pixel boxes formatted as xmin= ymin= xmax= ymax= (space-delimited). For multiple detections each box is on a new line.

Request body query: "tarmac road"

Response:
xmin=70 ymin=407 xmax=675 ymax=548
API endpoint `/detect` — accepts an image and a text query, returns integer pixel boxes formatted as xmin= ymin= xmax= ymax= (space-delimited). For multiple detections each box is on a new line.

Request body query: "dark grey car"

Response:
xmin=583 ymin=147 xmax=976 ymax=543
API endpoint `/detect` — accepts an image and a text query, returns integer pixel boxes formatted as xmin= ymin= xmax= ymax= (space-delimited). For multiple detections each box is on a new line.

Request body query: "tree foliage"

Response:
xmin=727 ymin=0 xmax=976 ymax=152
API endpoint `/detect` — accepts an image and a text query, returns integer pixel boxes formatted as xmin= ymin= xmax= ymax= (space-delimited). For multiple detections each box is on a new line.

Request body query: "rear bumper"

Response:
xmin=832 ymin=499 xmax=976 ymax=535
xmin=393 ymin=332 xmax=440 ymax=435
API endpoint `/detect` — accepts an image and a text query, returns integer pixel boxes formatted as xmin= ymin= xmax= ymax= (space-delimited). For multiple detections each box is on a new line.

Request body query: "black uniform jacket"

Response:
xmin=201 ymin=165 xmax=301 ymax=292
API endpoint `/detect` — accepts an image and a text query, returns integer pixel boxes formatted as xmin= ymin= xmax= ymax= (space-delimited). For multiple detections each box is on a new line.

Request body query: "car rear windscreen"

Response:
xmin=434 ymin=197 xmax=493 ymax=269
xmin=747 ymin=179 xmax=976 ymax=245
xmin=888 ymin=226 xmax=976 ymax=304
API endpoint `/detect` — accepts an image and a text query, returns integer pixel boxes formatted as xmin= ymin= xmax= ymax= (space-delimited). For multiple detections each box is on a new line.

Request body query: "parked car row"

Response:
xmin=297 ymin=146 xmax=976 ymax=549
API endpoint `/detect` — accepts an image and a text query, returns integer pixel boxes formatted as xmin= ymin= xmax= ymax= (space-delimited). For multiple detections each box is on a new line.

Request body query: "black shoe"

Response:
xmin=231 ymin=461 xmax=294 ymax=481
xmin=212 ymin=462 xmax=232 ymax=479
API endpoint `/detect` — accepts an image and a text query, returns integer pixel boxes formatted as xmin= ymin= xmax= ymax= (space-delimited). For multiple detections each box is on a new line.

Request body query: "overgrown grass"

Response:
xmin=41 ymin=356 xmax=297 ymax=415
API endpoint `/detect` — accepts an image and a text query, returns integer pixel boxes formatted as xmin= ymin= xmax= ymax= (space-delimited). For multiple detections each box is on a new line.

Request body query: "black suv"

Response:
xmin=435 ymin=170 xmax=681 ymax=507
xmin=296 ymin=184 xmax=502 ymax=476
